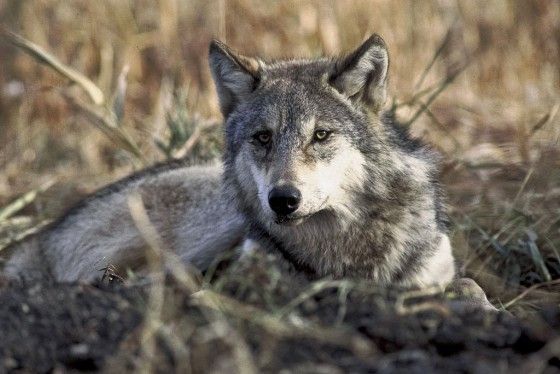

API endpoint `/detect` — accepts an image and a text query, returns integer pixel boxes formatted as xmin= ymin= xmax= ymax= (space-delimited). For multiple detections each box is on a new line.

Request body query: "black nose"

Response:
xmin=268 ymin=186 xmax=301 ymax=216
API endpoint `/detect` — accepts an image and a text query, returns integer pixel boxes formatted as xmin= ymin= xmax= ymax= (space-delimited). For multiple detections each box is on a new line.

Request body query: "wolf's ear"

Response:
xmin=329 ymin=34 xmax=389 ymax=113
xmin=209 ymin=40 xmax=261 ymax=117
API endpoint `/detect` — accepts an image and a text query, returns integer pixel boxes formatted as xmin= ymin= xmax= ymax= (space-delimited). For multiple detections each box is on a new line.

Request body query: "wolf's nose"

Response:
xmin=268 ymin=186 xmax=301 ymax=216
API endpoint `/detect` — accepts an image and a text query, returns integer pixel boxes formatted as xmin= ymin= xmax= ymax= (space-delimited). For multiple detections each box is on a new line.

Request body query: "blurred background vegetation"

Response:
xmin=0 ymin=0 xmax=559 ymax=312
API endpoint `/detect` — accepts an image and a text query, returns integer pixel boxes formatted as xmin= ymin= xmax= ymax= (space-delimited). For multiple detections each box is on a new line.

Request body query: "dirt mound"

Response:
xmin=1 ymin=252 xmax=558 ymax=373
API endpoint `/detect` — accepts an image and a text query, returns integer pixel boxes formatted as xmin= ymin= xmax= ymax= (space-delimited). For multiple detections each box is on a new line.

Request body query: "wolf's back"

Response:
xmin=2 ymin=163 xmax=246 ymax=283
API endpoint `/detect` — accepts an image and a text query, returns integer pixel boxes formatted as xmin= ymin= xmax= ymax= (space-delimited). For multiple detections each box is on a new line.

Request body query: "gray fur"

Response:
xmin=3 ymin=34 xmax=455 ymax=288
xmin=217 ymin=34 xmax=455 ymax=287
xmin=4 ymin=162 xmax=245 ymax=282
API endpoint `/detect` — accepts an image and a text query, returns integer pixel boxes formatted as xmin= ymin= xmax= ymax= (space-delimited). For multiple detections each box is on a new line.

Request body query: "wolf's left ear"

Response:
xmin=209 ymin=40 xmax=261 ymax=117
xmin=329 ymin=34 xmax=389 ymax=113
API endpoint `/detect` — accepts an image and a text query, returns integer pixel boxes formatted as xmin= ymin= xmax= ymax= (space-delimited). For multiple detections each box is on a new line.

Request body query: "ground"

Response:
xmin=0 ymin=251 xmax=559 ymax=373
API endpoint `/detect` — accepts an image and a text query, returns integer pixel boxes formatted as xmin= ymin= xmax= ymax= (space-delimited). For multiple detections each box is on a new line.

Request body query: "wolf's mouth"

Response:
xmin=274 ymin=210 xmax=323 ymax=226
xmin=274 ymin=199 xmax=329 ymax=225
xmin=274 ymin=215 xmax=307 ymax=226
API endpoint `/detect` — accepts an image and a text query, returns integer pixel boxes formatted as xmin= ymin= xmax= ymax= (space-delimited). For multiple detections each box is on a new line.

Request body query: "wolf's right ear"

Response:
xmin=329 ymin=34 xmax=389 ymax=113
xmin=209 ymin=40 xmax=261 ymax=117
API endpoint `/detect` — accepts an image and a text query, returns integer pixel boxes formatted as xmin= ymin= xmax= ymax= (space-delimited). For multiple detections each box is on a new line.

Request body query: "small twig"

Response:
xmin=391 ymin=83 xmax=438 ymax=110
xmin=512 ymin=167 xmax=535 ymax=207
xmin=413 ymin=27 xmax=453 ymax=91
xmin=404 ymin=61 xmax=471 ymax=127
xmin=0 ymin=219 xmax=51 ymax=252
xmin=110 ymin=64 xmax=130 ymax=124
xmin=502 ymin=279 xmax=560 ymax=310
xmin=173 ymin=121 xmax=219 ymax=159
xmin=464 ymin=215 xmax=509 ymax=256
xmin=530 ymin=101 xmax=560 ymax=136
xmin=505 ymin=167 xmax=535 ymax=220
xmin=335 ymin=283 xmax=351 ymax=325
xmin=0 ymin=180 xmax=55 ymax=221
xmin=0 ymin=216 xmax=33 ymax=229
xmin=173 ymin=125 xmax=202 ymax=158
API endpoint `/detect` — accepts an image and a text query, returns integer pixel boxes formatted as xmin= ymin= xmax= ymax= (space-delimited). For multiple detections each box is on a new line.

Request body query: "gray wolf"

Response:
xmin=2 ymin=34 xmax=456 ymax=288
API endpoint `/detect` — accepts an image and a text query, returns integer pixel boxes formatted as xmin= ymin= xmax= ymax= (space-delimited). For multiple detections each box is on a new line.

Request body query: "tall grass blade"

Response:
xmin=1 ymin=28 xmax=105 ymax=105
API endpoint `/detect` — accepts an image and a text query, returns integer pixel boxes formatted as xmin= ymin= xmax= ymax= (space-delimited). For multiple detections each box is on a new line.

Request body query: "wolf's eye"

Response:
xmin=253 ymin=131 xmax=272 ymax=145
xmin=313 ymin=129 xmax=331 ymax=142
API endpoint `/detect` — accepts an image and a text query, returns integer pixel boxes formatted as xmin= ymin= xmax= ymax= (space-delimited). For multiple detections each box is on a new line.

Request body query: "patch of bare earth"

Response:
xmin=0 ymin=251 xmax=558 ymax=373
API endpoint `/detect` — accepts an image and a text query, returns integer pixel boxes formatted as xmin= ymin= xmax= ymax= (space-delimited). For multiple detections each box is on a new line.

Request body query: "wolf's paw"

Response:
xmin=445 ymin=277 xmax=499 ymax=313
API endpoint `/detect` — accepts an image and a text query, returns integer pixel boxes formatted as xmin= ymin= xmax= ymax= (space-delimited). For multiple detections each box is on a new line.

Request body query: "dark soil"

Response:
xmin=0 ymin=252 xmax=559 ymax=373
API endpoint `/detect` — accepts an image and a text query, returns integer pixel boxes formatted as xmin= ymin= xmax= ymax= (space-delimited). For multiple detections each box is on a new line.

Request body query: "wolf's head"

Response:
xmin=210 ymin=34 xmax=392 ymax=227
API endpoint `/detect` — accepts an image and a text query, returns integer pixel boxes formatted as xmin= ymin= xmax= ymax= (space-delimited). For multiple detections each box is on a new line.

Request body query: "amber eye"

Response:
xmin=314 ymin=129 xmax=330 ymax=141
xmin=254 ymin=131 xmax=272 ymax=145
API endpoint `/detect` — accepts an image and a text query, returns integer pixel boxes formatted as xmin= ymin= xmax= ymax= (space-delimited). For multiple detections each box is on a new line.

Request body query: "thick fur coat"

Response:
xmin=3 ymin=34 xmax=455 ymax=287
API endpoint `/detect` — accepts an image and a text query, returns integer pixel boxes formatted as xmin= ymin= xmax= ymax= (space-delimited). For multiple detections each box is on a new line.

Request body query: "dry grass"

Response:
xmin=0 ymin=0 xmax=559 ymax=321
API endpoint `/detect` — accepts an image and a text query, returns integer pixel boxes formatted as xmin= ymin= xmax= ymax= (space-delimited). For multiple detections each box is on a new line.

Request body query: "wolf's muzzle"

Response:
xmin=268 ymin=185 xmax=301 ymax=216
